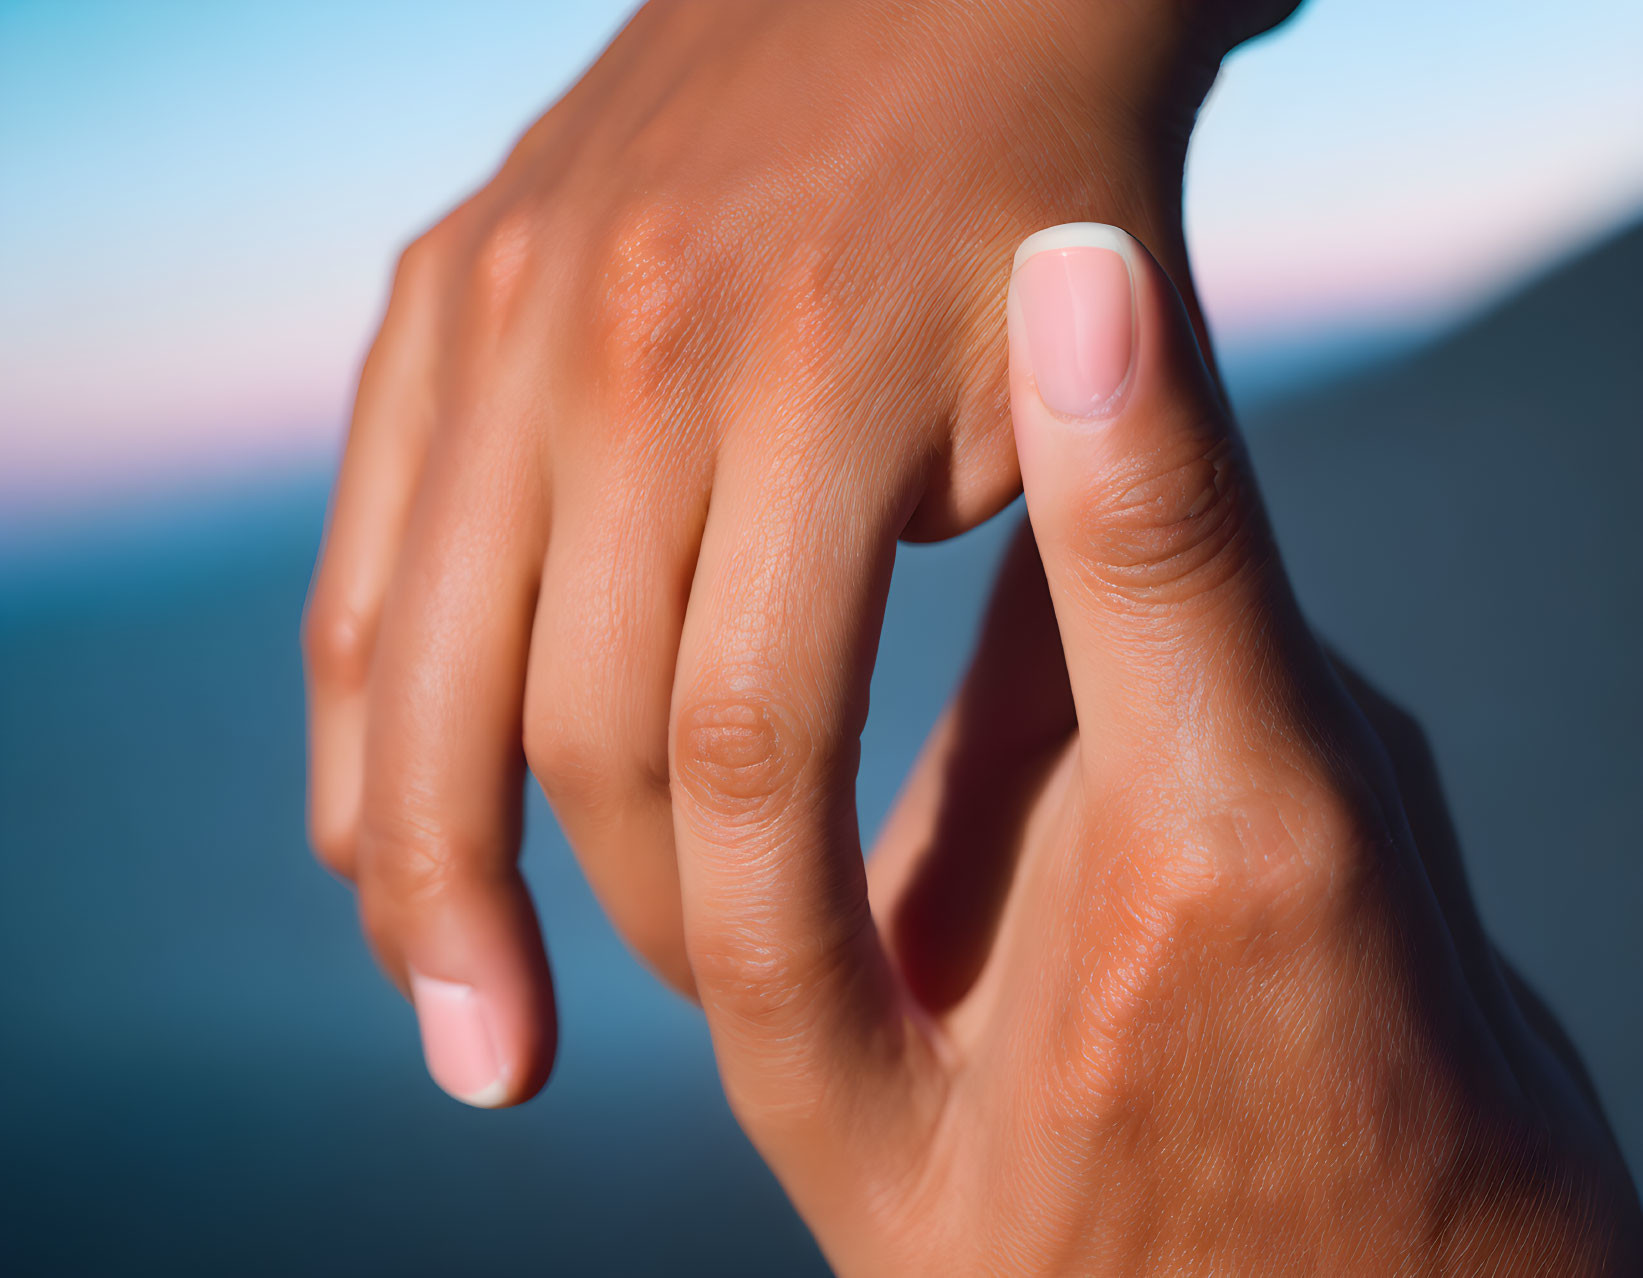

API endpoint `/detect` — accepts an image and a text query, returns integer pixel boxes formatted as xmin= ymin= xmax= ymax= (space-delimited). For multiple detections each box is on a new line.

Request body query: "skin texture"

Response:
xmin=301 ymin=1 xmax=1642 ymax=1267
xmin=701 ymin=230 xmax=1641 ymax=1274
xmin=303 ymin=0 xmax=1263 ymax=1092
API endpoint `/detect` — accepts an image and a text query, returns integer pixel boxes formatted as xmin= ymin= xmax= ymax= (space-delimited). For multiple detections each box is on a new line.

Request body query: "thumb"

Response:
xmin=1007 ymin=223 xmax=1320 ymax=760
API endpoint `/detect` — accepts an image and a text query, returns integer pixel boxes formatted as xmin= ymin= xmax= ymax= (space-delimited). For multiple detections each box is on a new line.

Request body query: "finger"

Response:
xmin=523 ymin=448 xmax=710 ymax=998
xmin=1007 ymin=223 xmax=1331 ymax=759
xmin=667 ymin=440 xmax=936 ymax=1187
xmin=302 ymin=239 xmax=445 ymax=877
xmin=868 ymin=518 xmax=1076 ymax=1013
xmin=355 ymin=402 xmax=554 ymax=1109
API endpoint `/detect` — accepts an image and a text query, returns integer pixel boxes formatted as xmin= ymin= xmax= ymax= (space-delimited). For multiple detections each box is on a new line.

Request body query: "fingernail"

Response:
xmin=1013 ymin=224 xmax=1136 ymax=419
xmin=410 ymin=972 xmax=507 ymax=1108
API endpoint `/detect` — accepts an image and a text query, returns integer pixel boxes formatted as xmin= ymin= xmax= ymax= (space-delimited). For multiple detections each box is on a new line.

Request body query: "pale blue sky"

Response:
xmin=2 ymin=0 xmax=1640 ymax=512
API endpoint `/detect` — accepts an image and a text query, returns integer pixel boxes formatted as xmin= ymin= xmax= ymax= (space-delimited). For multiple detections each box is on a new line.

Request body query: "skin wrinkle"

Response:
xmin=304 ymin=0 xmax=1640 ymax=1266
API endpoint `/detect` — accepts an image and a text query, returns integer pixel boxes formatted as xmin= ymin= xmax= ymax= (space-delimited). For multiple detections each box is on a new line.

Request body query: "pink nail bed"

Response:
xmin=1015 ymin=244 xmax=1134 ymax=418
xmin=410 ymin=971 xmax=507 ymax=1108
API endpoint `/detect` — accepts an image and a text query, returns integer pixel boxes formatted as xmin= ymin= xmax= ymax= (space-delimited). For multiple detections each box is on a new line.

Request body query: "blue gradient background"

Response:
xmin=2 ymin=2 xmax=1640 ymax=1273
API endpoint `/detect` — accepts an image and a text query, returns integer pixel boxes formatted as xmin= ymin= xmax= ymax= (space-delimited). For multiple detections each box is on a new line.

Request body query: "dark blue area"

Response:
xmin=2 ymin=219 xmax=1639 ymax=1273
xmin=0 ymin=469 xmax=1015 ymax=1276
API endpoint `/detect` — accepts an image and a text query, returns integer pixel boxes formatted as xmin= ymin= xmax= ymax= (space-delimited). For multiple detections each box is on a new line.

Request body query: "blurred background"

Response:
xmin=2 ymin=1 xmax=1639 ymax=1273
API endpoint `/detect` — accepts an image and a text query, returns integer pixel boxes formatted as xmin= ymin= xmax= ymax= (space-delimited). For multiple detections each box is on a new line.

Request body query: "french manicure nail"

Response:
xmin=410 ymin=971 xmax=507 ymax=1108
xmin=1014 ymin=225 xmax=1136 ymax=418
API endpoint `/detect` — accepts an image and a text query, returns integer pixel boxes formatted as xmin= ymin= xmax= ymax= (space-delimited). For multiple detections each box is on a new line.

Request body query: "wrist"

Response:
xmin=961 ymin=0 xmax=1236 ymax=125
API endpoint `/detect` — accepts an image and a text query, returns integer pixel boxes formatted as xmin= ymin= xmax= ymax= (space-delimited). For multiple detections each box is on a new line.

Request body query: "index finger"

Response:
xmin=666 ymin=432 xmax=941 ymax=1202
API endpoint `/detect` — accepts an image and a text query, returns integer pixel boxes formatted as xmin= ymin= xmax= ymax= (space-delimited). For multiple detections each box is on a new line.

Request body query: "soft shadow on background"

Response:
xmin=3 ymin=219 xmax=1639 ymax=1277
xmin=4 ymin=1 xmax=1642 ymax=1273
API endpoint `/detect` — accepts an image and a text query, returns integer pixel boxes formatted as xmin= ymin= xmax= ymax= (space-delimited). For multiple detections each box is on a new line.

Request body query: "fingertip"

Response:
xmin=1006 ymin=223 xmax=1143 ymax=487
xmin=306 ymin=761 xmax=362 ymax=881
xmin=409 ymin=958 xmax=558 ymax=1109
xmin=1003 ymin=218 xmax=1309 ymax=756
xmin=1006 ymin=224 xmax=1139 ymax=579
xmin=410 ymin=971 xmax=508 ymax=1106
xmin=360 ymin=853 xmax=558 ymax=1108
xmin=1005 ymin=219 xmax=1224 ymax=547
xmin=1010 ymin=221 xmax=1143 ymax=274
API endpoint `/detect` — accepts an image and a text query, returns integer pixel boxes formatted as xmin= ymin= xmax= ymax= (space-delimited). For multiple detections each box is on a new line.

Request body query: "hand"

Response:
xmin=301 ymin=0 xmax=1294 ymax=1104
xmin=684 ymin=224 xmax=1643 ymax=1274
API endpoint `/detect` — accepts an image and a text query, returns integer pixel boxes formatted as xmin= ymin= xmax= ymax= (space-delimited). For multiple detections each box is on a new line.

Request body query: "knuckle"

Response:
xmin=1072 ymin=427 xmax=1256 ymax=606
xmin=671 ymin=691 xmax=812 ymax=826
xmin=357 ymin=811 xmax=480 ymax=909
xmin=392 ymin=227 xmax=448 ymax=301
xmin=1041 ymin=1036 xmax=1151 ymax=1149
xmin=465 ymin=205 xmax=541 ymax=327
xmin=523 ymin=701 xmax=691 ymax=990
xmin=687 ymin=925 xmax=811 ymax=1031
xmin=766 ymin=234 xmax=854 ymax=382
xmin=1139 ymin=784 xmax=1360 ymax=953
xmin=307 ymin=816 xmax=356 ymax=880
xmin=301 ymin=594 xmax=372 ymax=688
xmin=525 ymin=729 xmax=692 ymax=991
xmin=1046 ymin=778 xmax=1374 ymax=1123
xmin=685 ymin=906 xmax=865 ymax=1040
xmin=592 ymin=201 xmax=722 ymax=410
xmin=523 ymin=712 xmax=629 ymax=814
xmin=523 ymin=659 xmax=671 ymax=816
xmin=1214 ymin=775 xmax=1373 ymax=928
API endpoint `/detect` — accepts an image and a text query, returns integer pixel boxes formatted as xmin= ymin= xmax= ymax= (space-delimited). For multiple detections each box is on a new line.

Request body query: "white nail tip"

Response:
xmin=1012 ymin=222 xmax=1138 ymax=272
xmin=452 ymin=1078 xmax=510 ymax=1109
xmin=414 ymin=973 xmax=474 ymax=999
